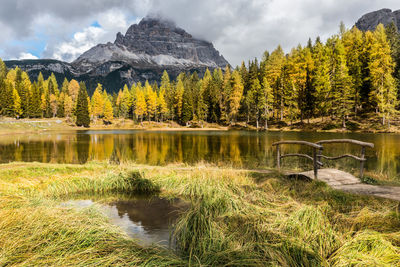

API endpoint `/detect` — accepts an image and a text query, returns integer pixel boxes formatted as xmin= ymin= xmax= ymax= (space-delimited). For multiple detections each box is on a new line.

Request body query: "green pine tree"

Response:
xmin=75 ymin=82 xmax=90 ymax=127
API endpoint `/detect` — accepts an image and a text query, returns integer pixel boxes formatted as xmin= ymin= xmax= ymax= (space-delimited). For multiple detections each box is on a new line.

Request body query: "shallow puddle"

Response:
xmin=62 ymin=196 xmax=188 ymax=247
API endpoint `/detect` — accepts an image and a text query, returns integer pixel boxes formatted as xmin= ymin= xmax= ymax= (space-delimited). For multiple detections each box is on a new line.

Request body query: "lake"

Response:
xmin=1 ymin=130 xmax=399 ymax=180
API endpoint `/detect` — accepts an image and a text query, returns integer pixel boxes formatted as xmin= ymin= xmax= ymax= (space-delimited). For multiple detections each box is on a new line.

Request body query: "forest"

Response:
xmin=0 ymin=23 xmax=399 ymax=129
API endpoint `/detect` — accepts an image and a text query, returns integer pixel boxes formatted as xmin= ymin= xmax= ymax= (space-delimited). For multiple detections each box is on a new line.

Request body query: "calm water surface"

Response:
xmin=63 ymin=196 xmax=187 ymax=247
xmin=1 ymin=130 xmax=400 ymax=179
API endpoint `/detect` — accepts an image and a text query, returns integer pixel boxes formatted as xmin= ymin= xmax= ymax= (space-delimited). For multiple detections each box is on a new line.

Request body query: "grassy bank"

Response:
xmin=1 ymin=114 xmax=400 ymax=135
xmin=1 ymin=162 xmax=400 ymax=266
xmin=0 ymin=118 xmax=227 ymax=135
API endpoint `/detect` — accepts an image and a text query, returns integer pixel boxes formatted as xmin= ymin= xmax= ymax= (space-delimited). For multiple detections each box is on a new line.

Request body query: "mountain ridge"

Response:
xmin=4 ymin=16 xmax=229 ymax=94
xmin=355 ymin=8 xmax=400 ymax=31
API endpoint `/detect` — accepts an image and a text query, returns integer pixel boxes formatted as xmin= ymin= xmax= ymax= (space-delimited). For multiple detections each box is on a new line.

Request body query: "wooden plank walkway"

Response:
xmin=287 ymin=168 xmax=400 ymax=202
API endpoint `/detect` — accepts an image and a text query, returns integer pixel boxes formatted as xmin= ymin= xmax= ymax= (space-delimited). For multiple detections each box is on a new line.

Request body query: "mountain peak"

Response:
xmin=139 ymin=15 xmax=177 ymax=29
xmin=115 ymin=16 xmax=192 ymax=47
xmin=68 ymin=15 xmax=228 ymax=89
xmin=355 ymin=8 xmax=400 ymax=31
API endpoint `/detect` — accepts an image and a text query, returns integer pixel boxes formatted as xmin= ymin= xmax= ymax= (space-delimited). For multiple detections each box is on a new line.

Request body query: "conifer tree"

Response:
xmin=220 ymin=65 xmax=232 ymax=123
xmin=49 ymin=73 xmax=59 ymax=96
xmin=12 ymin=88 xmax=22 ymax=118
xmin=174 ymin=76 xmax=184 ymax=121
xmin=135 ymin=88 xmax=147 ymax=122
xmin=182 ymin=79 xmax=194 ymax=125
xmin=0 ymin=59 xmax=8 ymax=116
xmin=30 ymin=82 xmax=42 ymax=118
xmin=103 ymin=97 xmax=114 ymax=124
xmin=343 ymin=26 xmax=364 ymax=115
xmin=369 ymin=24 xmax=397 ymax=126
xmin=145 ymin=81 xmax=157 ymax=121
xmin=91 ymin=84 xmax=104 ymax=120
xmin=115 ymin=89 xmax=123 ymax=117
xmin=75 ymin=82 xmax=90 ymax=127
xmin=64 ymin=95 xmax=74 ymax=119
xmin=37 ymin=72 xmax=44 ymax=94
xmin=3 ymin=81 xmax=14 ymax=117
xmin=160 ymin=70 xmax=174 ymax=119
xmin=68 ymin=79 xmax=80 ymax=104
xmin=44 ymin=81 xmax=52 ymax=118
xmin=283 ymin=77 xmax=299 ymax=125
xmin=50 ymin=94 xmax=58 ymax=117
xmin=197 ymin=69 xmax=211 ymax=124
xmin=360 ymin=31 xmax=375 ymax=109
xmin=312 ymin=39 xmax=332 ymax=120
xmin=330 ymin=37 xmax=353 ymax=127
xmin=264 ymin=45 xmax=285 ymax=120
xmin=57 ymin=93 xmax=65 ymax=118
xmin=208 ymin=69 xmax=223 ymax=122
xmin=385 ymin=22 xmax=400 ymax=103
xmin=262 ymin=77 xmax=274 ymax=130
xmin=57 ymin=78 xmax=69 ymax=117
xmin=158 ymin=88 xmax=168 ymax=122
xmin=120 ymin=84 xmax=132 ymax=118
xmin=229 ymin=70 xmax=244 ymax=124
xmin=246 ymin=77 xmax=264 ymax=129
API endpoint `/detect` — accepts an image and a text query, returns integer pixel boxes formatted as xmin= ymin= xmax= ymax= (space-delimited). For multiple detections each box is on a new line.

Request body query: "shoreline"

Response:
xmin=0 ymin=117 xmax=399 ymax=135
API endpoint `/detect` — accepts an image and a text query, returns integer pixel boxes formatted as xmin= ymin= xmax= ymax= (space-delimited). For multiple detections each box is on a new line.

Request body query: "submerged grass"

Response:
xmin=1 ymin=162 xmax=400 ymax=266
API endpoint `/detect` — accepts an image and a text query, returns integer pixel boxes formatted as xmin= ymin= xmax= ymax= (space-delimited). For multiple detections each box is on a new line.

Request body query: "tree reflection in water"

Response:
xmin=0 ymin=130 xmax=399 ymax=180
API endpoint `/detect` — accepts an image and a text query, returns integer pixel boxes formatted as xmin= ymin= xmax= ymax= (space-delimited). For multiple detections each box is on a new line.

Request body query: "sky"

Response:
xmin=1 ymin=0 xmax=400 ymax=67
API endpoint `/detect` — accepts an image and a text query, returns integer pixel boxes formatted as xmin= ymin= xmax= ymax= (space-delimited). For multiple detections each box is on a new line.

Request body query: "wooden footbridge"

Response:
xmin=272 ymin=139 xmax=400 ymax=203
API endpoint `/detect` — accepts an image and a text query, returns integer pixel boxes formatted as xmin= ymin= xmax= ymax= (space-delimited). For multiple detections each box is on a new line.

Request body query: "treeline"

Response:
xmin=0 ymin=23 xmax=399 ymax=129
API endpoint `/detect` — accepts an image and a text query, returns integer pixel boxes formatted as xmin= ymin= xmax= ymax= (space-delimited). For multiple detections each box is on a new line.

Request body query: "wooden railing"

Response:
xmin=316 ymin=139 xmax=374 ymax=178
xmin=272 ymin=139 xmax=374 ymax=179
xmin=272 ymin=141 xmax=323 ymax=179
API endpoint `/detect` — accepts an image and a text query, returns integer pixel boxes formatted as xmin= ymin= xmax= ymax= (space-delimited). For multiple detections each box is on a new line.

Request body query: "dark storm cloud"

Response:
xmin=1 ymin=0 xmax=400 ymax=65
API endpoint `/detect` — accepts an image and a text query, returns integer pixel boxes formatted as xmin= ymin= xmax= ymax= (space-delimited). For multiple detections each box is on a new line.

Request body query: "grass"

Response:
xmin=2 ymin=114 xmax=400 ymax=134
xmin=0 ymin=117 xmax=227 ymax=136
xmin=1 ymin=162 xmax=400 ymax=266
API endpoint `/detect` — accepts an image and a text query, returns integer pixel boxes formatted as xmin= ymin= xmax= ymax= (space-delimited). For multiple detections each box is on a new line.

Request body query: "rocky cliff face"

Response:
xmin=5 ymin=17 xmax=229 ymax=94
xmin=355 ymin=8 xmax=400 ymax=31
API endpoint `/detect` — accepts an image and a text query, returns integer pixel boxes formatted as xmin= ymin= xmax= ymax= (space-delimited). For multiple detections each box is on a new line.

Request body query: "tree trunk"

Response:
xmin=256 ymin=118 xmax=259 ymax=130
xmin=265 ymin=118 xmax=268 ymax=130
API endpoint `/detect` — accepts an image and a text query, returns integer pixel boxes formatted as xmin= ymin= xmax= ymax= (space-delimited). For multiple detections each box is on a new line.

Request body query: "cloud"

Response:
xmin=49 ymin=8 xmax=140 ymax=62
xmin=52 ymin=26 xmax=105 ymax=62
xmin=146 ymin=0 xmax=400 ymax=66
xmin=18 ymin=52 xmax=38 ymax=60
xmin=1 ymin=0 xmax=400 ymax=66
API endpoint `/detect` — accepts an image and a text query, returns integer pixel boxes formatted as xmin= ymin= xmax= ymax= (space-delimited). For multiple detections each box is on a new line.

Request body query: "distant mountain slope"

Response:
xmin=4 ymin=16 xmax=229 ymax=95
xmin=355 ymin=8 xmax=400 ymax=31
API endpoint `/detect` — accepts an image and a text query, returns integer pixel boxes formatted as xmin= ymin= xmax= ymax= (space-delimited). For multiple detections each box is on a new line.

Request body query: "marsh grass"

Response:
xmin=1 ymin=162 xmax=400 ymax=266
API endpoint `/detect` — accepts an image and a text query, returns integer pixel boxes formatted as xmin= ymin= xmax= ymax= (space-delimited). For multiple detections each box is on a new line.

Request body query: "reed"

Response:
xmin=1 ymin=162 xmax=400 ymax=266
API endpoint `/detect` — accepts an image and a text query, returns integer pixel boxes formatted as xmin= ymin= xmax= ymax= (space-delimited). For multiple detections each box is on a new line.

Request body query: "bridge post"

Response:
xmin=276 ymin=144 xmax=281 ymax=170
xmin=313 ymin=147 xmax=318 ymax=180
xmin=360 ymin=146 xmax=366 ymax=179
xmin=317 ymin=147 xmax=323 ymax=170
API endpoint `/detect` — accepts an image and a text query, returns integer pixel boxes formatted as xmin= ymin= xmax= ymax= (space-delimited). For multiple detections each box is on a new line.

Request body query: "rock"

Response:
xmin=355 ymin=8 xmax=400 ymax=31
xmin=5 ymin=16 xmax=229 ymax=95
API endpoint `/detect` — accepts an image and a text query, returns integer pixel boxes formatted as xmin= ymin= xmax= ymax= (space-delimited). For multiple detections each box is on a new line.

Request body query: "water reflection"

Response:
xmin=0 ymin=130 xmax=399 ymax=179
xmin=63 ymin=196 xmax=187 ymax=247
